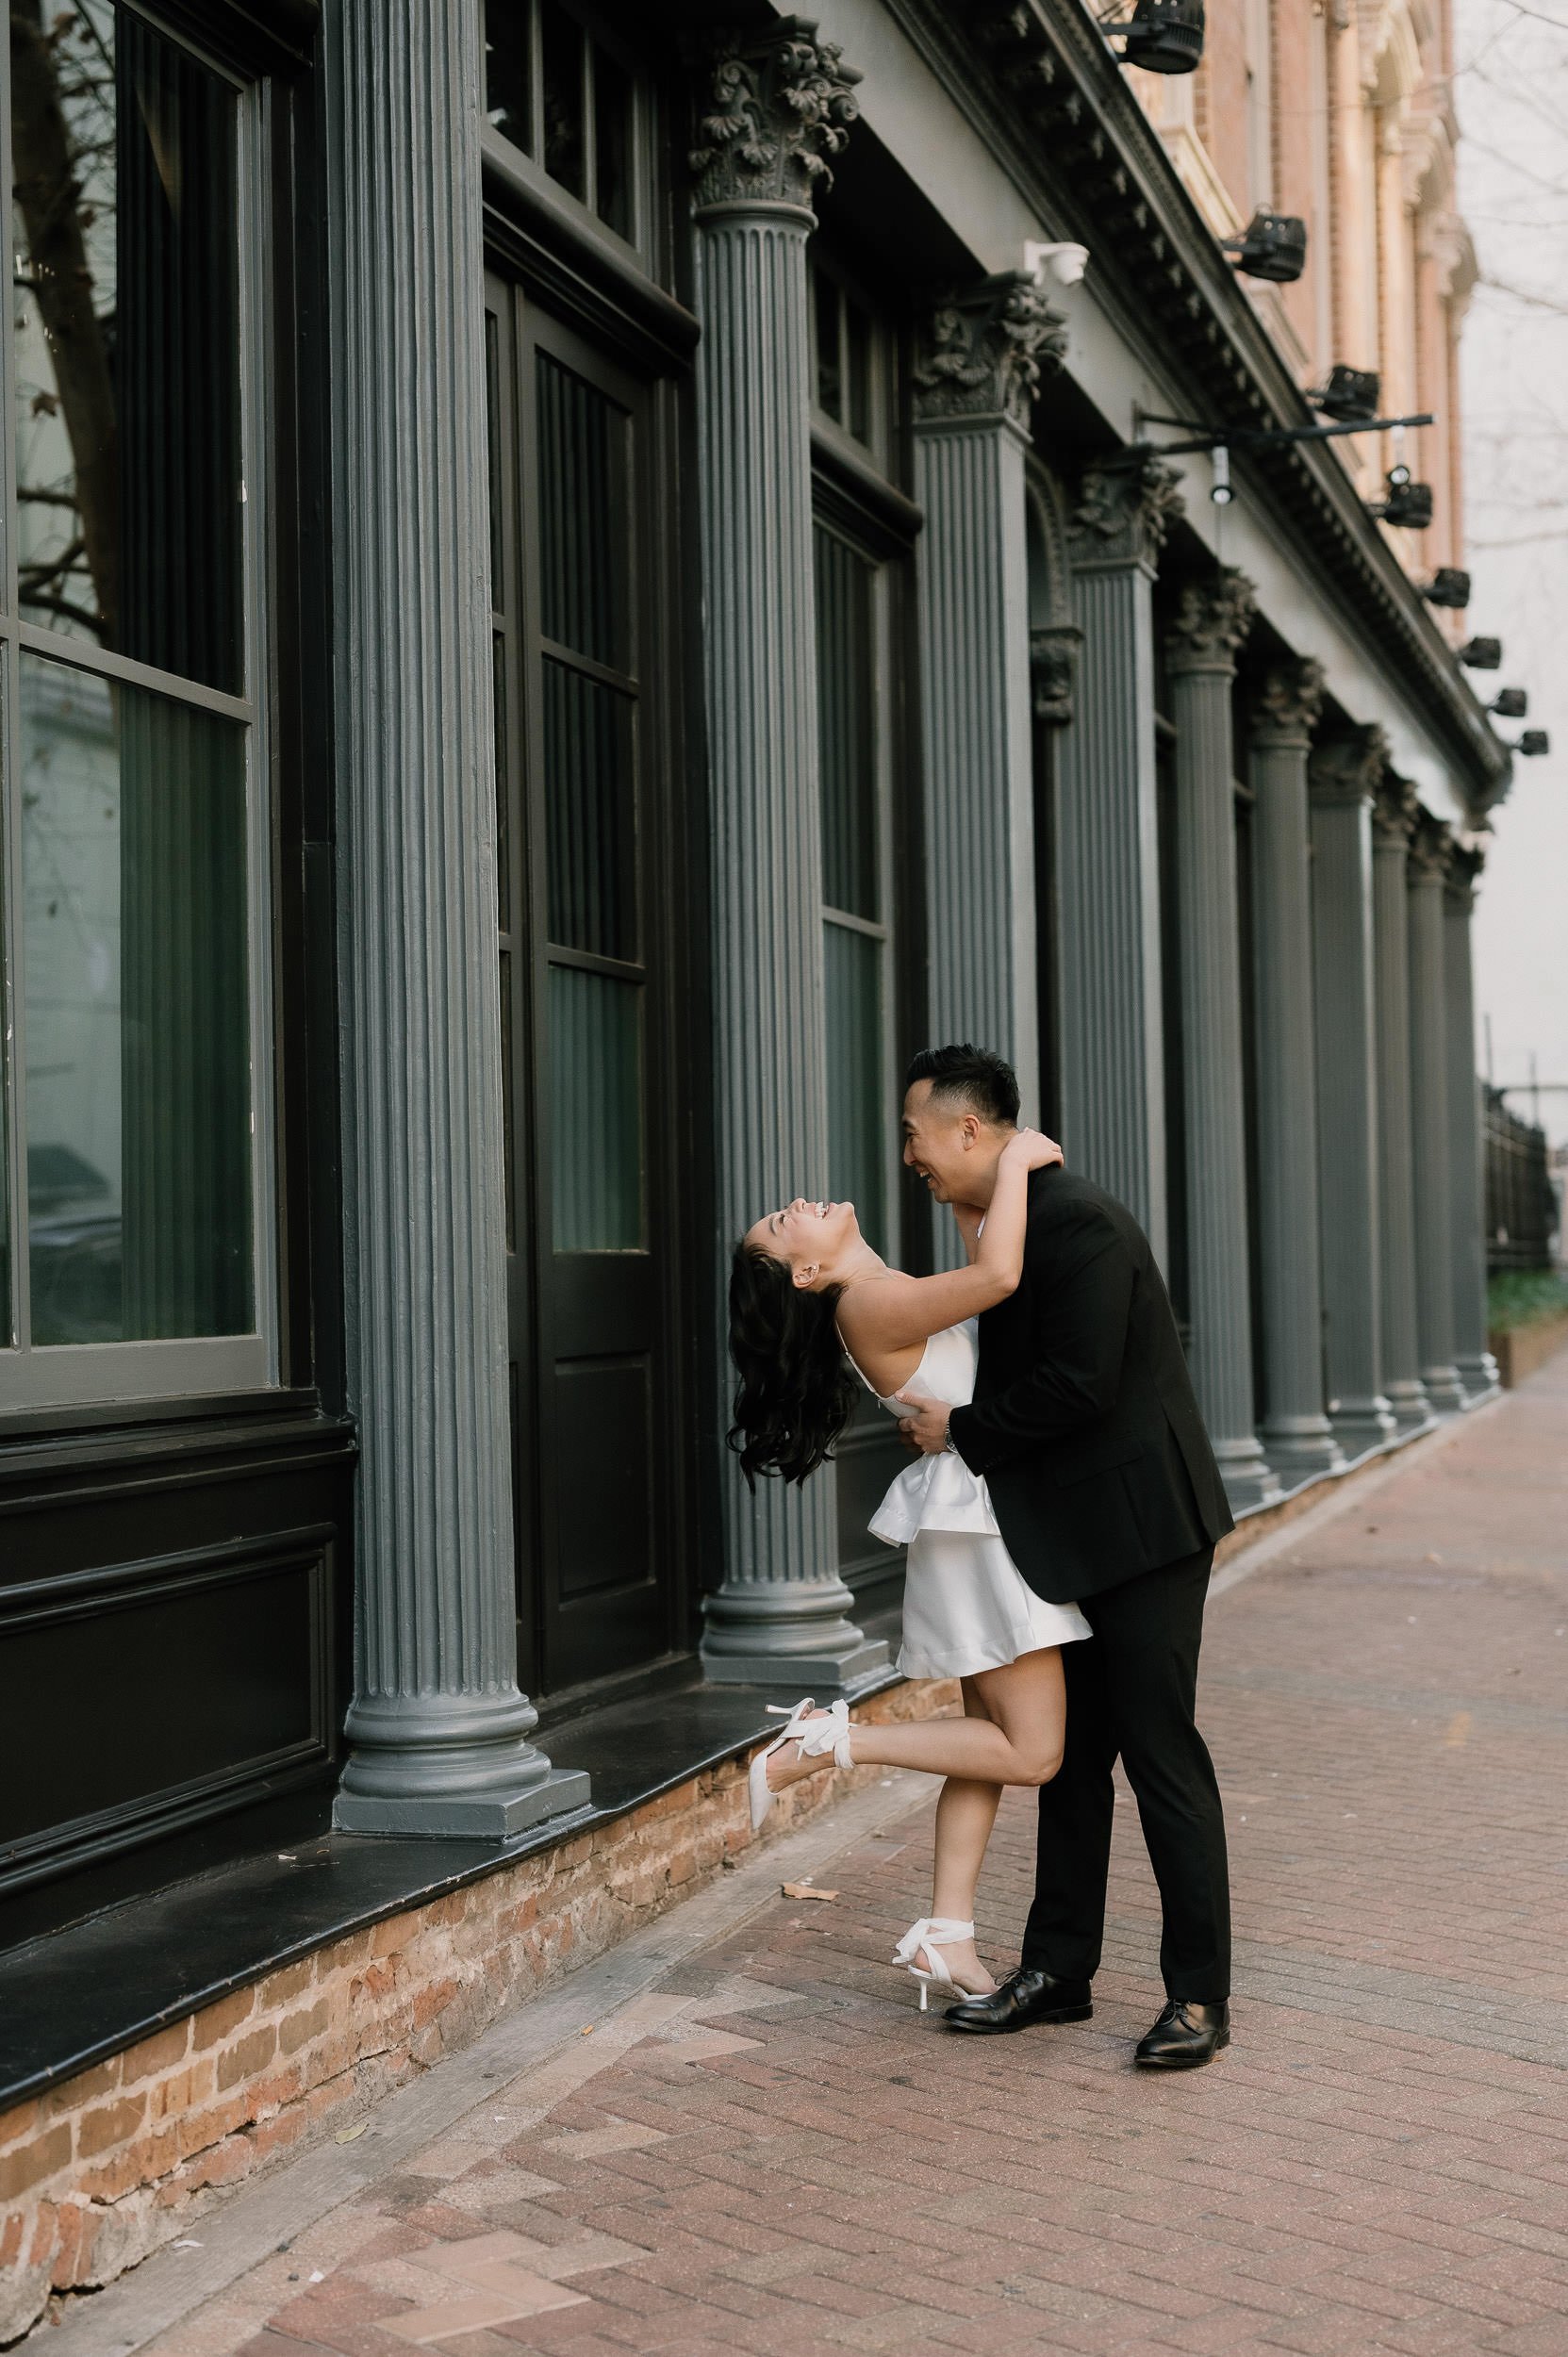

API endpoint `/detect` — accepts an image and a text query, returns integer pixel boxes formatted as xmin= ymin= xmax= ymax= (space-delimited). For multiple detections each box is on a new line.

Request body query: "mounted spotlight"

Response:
xmin=1221 ymin=210 xmax=1307 ymax=284
xmin=1423 ymin=568 xmax=1471 ymax=610
xmin=1459 ymin=636 xmax=1502 ymax=669
xmin=1312 ymin=365 xmax=1380 ymax=424
xmin=1516 ymin=729 xmax=1550 ymax=757
xmin=1490 ymin=688 xmax=1527 ymax=719
xmin=1368 ymin=467 xmax=1434 ymax=531
xmin=1100 ymin=0 xmax=1205 ymax=74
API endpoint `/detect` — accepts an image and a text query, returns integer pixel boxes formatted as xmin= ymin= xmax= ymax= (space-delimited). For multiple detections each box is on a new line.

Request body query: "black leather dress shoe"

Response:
xmin=1134 ymin=1999 xmax=1230 ymax=2069
xmin=943 ymin=1968 xmax=1094 ymax=2034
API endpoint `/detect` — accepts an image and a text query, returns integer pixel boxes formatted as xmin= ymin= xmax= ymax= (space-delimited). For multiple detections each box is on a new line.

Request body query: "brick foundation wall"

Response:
xmin=0 ymin=1678 xmax=957 ymax=2345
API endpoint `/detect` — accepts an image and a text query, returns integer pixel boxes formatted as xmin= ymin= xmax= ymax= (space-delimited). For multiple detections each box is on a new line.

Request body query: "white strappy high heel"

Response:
xmin=748 ymin=1697 xmax=855 ymax=1833
xmin=893 ymin=1917 xmax=982 ymax=2012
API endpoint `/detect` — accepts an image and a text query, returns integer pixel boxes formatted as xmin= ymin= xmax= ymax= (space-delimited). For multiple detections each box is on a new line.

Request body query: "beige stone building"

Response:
xmin=1132 ymin=0 xmax=1474 ymax=593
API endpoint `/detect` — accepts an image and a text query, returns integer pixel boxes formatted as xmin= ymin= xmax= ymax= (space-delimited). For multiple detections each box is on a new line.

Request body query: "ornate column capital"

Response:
xmin=688 ymin=19 xmax=860 ymax=222
xmin=1164 ymin=568 xmax=1257 ymax=677
xmin=1444 ymin=834 xmax=1485 ymax=906
xmin=1030 ymin=621 xmax=1083 ymax=727
xmin=1251 ymin=656 xmax=1326 ymax=749
xmin=1371 ymin=770 xmax=1421 ymax=849
xmin=1408 ymin=810 xmax=1453 ymax=883
xmin=1068 ymin=456 xmax=1185 ymax=571
xmin=913 ymin=272 xmax=1068 ymax=435
xmin=1309 ymin=721 xmax=1390 ymax=806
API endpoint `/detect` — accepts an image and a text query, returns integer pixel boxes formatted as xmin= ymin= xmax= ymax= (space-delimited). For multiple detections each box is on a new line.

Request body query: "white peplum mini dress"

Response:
xmin=848 ymin=1317 xmax=1092 ymax=1680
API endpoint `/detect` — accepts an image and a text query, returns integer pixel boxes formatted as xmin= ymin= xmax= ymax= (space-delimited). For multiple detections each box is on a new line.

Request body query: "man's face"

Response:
xmin=900 ymin=1080 xmax=982 ymax=1205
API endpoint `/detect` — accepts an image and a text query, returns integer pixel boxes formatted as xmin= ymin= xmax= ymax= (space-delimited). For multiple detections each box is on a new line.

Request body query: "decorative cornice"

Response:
xmin=1164 ymin=568 xmax=1258 ymax=676
xmin=1030 ymin=622 xmax=1082 ymax=727
xmin=879 ymin=0 xmax=1509 ymax=809
xmin=1407 ymin=810 xmax=1453 ymax=883
xmin=1309 ymin=722 xmax=1391 ymax=805
xmin=1067 ymin=456 xmax=1185 ymax=571
xmin=913 ymin=272 xmax=1068 ymax=433
xmin=1372 ymin=771 xmax=1422 ymax=849
xmin=688 ymin=19 xmax=860 ymax=220
xmin=1252 ymin=656 xmax=1327 ymax=747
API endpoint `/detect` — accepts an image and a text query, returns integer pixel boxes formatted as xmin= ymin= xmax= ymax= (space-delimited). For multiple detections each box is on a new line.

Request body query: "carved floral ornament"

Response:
xmin=1030 ymin=624 xmax=1082 ymax=727
xmin=1371 ymin=770 xmax=1422 ymax=849
xmin=1252 ymin=656 xmax=1327 ymax=744
xmin=913 ymin=273 xmax=1068 ymax=433
xmin=1407 ymin=810 xmax=1454 ymax=882
xmin=1164 ymin=568 xmax=1258 ymax=674
xmin=1067 ymin=457 xmax=1185 ymax=568
xmin=1445 ymin=834 xmax=1486 ymax=901
xmin=1309 ymin=722 xmax=1391 ymax=802
xmin=688 ymin=20 xmax=861 ymax=218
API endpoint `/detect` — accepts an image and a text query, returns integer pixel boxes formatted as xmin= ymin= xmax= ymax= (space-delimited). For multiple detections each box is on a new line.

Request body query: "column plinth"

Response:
xmin=1166 ymin=572 xmax=1279 ymax=1514
xmin=690 ymin=26 xmax=886 ymax=1692
xmin=1248 ymin=663 xmax=1344 ymax=1482
xmin=1371 ymin=780 xmax=1438 ymax=1433
xmin=324 ymin=0 xmax=586 ymax=1834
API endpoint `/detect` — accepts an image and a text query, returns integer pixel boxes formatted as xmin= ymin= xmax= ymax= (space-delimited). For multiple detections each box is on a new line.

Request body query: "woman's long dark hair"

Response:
xmin=727 ymin=1243 xmax=859 ymax=1487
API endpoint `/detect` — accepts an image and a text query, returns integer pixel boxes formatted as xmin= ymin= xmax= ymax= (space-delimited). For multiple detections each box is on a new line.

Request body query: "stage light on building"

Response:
xmin=1423 ymin=568 xmax=1471 ymax=610
xmin=1459 ymin=636 xmax=1502 ymax=669
xmin=1490 ymin=688 xmax=1527 ymax=719
xmin=1221 ymin=210 xmax=1307 ymax=284
xmin=1367 ymin=468 xmax=1434 ymax=530
xmin=1312 ymin=365 xmax=1380 ymax=423
xmin=1100 ymin=0 xmax=1205 ymax=74
xmin=1516 ymin=729 xmax=1550 ymax=757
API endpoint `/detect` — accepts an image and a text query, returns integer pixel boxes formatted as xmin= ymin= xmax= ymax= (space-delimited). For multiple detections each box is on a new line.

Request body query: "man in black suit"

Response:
xmin=897 ymin=1044 xmax=1235 ymax=2067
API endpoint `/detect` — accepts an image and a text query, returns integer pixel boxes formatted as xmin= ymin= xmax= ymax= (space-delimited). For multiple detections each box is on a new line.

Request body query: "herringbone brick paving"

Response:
xmin=147 ymin=1356 xmax=1568 ymax=2356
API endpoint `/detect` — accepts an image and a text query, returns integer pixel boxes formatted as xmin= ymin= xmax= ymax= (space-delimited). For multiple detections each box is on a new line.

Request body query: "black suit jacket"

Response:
xmin=948 ymin=1166 xmax=1232 ymax=1604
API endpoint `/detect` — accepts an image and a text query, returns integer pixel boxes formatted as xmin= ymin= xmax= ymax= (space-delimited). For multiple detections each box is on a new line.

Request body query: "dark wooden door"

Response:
xmin=487 ymin=279 xmax=678 ymax=1699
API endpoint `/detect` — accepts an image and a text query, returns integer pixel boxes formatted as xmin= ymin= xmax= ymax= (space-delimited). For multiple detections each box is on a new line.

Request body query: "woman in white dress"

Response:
xmin=728 ymin=1127 xmax=1092 ymax=2008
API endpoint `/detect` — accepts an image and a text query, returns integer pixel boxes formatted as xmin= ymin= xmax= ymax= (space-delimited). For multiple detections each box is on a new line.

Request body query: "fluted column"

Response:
xmin=691 ymin=28 xmax=885 ymax=1691
xmin=1309 ymin=729 xmax=1396 ymax=1456
xmin=1248 ymin=663 xmax=1344 ymax=1481
xmin=324 ymin=0 xmax=586 ymax=1833
xmin=1056 ymin=459 xmax=1185 ymax=1267
xmin=1166 ymin=572 xmax=1278 ymax=1513
xmin=1444 ymin=842 xmax=1499 ymax=1399
xmin=1371 ymin=778 xmax=1437 ymax=1432
xmin=1407 ymin=816 xmax=1466 ymax=1411
xmin=913 ymin=274 xmax=1068 ymax=1124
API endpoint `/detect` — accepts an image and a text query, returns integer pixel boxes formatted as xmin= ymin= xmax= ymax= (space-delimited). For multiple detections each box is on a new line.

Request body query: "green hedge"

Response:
xmin=1487 ymin=1269 xmax=1568 ymax=1334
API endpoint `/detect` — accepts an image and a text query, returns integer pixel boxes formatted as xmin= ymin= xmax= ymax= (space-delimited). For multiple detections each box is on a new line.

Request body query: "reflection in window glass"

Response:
xmin=593 ymin=42 xmax=632 ymax=239
xmin=823 ymin=925 xmax=885 ymax=1250
xmin=550 ymin=966 xmax=641 ymax=1251
xmin=483 ymin=0 xmax=532 ymax=152
xmin=21 ymin=653 xmax=253 ymax=1344
xmin=816 ymin=531 xmax=878 ymax=922
xmin=846 ymin=295 xmax=872 ymax=446
xmin=814 ymin=265 xmax=842 ymax=423
xmin=542 ymin=661 xmax=635 ymax=961
xmin=11 ymin=0 xmax=241 ymax=693
xmin=539 ymin=0 xmax=585 ymax=201
xmin=536 ymin=354 xmax=622 ymax=667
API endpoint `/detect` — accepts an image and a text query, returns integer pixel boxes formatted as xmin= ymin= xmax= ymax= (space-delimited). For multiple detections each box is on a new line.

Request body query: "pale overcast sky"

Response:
xmin=1456 ymin=0 xmax=1568 ymax=1145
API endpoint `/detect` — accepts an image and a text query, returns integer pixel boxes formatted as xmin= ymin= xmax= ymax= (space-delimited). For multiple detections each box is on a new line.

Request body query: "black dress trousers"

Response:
xmin=1020 ymin=1546 xmax=1231 ymax=2003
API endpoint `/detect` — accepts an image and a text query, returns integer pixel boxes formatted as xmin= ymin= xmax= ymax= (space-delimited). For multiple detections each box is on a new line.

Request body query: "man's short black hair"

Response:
xmin=905 ymin=1044 xmax=1020 ymax=1129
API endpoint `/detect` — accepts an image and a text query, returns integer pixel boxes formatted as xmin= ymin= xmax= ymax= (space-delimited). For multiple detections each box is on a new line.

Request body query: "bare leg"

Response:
xmin=767 ymin=1646 xmax=1067 ymax=1796
xmin=927 ymin=1679 xmax=1003 ymax=1994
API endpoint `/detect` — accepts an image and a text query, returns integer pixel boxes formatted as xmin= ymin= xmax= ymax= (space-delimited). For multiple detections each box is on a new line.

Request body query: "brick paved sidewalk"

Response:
xmin=48 ymin=1357 xmax=1568 ymax=2357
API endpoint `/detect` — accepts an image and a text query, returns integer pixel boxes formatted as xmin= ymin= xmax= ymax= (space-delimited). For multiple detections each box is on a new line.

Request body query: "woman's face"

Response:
xmin=743 ymin=1197 xmax=860 ymax=1288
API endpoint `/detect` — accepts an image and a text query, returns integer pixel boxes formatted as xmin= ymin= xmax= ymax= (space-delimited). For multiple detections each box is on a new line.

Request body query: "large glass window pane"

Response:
xmin=815 ymin=530 xmax=878 ymax=920
xmin=21 ymin=652 xmax=253 ymax=1343
xmin=11 ymin=0 xmax=242 ymax=693
xmin=539 ymin=0 xmax=586 ymax=201
xmin=824 ymin=924 xmax=885 ymax=1250
xmin=484 ymin=0 xmax=533 ymax=153
xmin=536 ymin=354 xmax=623 ymax=668
xmin=541 ymin=661 xmax=635 ymax=960
xmin=549 ymin=966 xmax=641 ymax=1250
xmin=592 ymin=43 xmax=632 ymax=240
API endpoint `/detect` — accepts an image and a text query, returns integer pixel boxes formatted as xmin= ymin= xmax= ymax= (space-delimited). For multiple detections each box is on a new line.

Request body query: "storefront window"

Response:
xmin=485 ymin=0 xmax=636 ymax=246
xmin=2 ymin=0 xmax=268 ymax=1403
